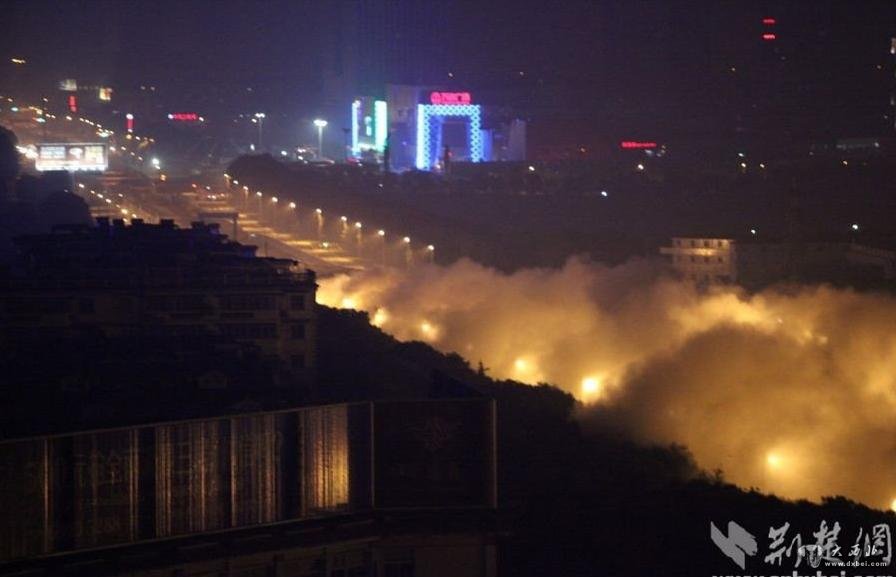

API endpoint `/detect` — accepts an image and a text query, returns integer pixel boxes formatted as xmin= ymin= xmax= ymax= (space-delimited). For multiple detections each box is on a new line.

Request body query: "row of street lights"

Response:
xmin=224 ymin=175 xmax=435 ymax=264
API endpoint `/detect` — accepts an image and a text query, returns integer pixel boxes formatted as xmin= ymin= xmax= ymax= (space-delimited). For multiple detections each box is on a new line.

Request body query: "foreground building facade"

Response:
xmin=0 ymin=399 xmax=498 ymax=576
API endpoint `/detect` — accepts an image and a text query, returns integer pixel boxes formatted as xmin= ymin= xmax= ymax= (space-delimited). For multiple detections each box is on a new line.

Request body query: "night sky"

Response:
xmin=3 ymin=1 xmax=896 ymax=141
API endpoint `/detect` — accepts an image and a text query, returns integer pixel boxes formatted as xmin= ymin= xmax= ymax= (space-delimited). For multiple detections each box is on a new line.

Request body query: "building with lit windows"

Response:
xmin=0 ymin=399 xmax=498 ymax=577
xmin=661 ymin=236 xmax=896 ymax=287
xmin=350 ymin=85 xmax=526 ymax=171
xmin=0 ymin=218 xmax=317 ymax=375
xmin=660 ymin=237 xmax=737 ymax=283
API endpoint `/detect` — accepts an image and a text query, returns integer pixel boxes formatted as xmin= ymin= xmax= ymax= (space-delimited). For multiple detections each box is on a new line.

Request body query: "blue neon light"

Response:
xmin=374 ymin=100 xmax=388 ymax=152
xmin=415 ymin=104 xmax=483 ymax=170
xmin=351 ymin=100 xmax=360 ymax=156
xmin=415 ymin=104 xmax=427 ymax=169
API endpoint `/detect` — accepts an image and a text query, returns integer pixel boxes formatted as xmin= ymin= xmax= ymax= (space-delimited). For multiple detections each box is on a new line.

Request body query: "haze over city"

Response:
xmin=2 ymin=2 xmax=896 ymax=576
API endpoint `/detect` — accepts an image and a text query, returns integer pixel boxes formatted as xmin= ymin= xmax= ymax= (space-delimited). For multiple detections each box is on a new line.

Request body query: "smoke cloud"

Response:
xmin=318 ymin=257 xmax=896 ymax=509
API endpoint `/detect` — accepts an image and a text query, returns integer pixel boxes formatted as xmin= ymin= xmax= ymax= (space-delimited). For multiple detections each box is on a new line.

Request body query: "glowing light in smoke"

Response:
xmin=581 ymin=376 xmax=603 ymax=401
xmin=316 ymin=258 xmax=896 ymax=508
xmin=766 ymin=452 xmax=783 ymax=470
xmin=419 ymin=320 xmax=438 ymax=341
xmin=340 ymin=297 xmax=357 ymax=309
xmin=372 ymin=308 xmax=389 ymax=327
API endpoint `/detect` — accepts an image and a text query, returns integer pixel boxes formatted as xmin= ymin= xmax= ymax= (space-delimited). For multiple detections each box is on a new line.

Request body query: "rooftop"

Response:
xmin=3 ymin=218 xmax=316 ymax=290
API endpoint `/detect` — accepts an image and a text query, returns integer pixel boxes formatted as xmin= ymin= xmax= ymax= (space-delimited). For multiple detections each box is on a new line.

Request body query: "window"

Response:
xmin=290 ymin=294 xmax=306 ymax=310
xmin=220 ymin=294 xmax=275 ymax=311
xmin=703 ymin=240 xmax=710 ymax=248
xmin=219 ymin=323 xmax=277 ymax=339
xmin=291 ymin=323 xmax=306 ymax=340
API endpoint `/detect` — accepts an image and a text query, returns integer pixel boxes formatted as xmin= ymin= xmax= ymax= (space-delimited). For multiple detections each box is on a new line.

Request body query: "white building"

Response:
xmin=659 ymin=237 xmax=737 ymax=283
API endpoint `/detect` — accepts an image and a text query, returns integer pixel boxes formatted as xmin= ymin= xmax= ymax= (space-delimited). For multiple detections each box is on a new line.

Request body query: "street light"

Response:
xmin=313 ymin=118 xmax=328 ymax=159
xmin=254 ymin=112 xmax=266 ymax=149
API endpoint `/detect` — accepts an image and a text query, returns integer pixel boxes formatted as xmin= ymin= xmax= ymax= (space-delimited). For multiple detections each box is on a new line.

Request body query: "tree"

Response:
xmin=0 ymin=126 xmax=20 ymax=199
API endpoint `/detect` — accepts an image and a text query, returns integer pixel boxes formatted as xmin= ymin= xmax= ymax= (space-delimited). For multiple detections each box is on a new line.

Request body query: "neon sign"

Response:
xmin=415 ymin=103 xmax=483 ymax=170
xmin=620 ymin=141 xmax=657 ymax=149
xmin=68 ymin=95 xmax=77 ymax=113
xmin=429 ymin=92 xmax=471 ymax=105
xmin=762 ymin=18 xmax=776 ymax=25
xmin=167 ymin=113 xmax=199 ymax=121
xmin=762 ymin=33 xmax=776 ymax=41
xmin=350 ymin=99 xmax=388 ymax=157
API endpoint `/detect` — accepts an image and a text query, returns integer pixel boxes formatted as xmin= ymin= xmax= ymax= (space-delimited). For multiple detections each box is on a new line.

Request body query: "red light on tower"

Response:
xmin=762 ymin=17 xmax=776 ymax=25
xmin=126 ymin=113 xmax=134 ymax=133
xmin=762 ymin=33 xmax=776 ymax=41
xmin=67 ymin=95 xmax=77 ymax=113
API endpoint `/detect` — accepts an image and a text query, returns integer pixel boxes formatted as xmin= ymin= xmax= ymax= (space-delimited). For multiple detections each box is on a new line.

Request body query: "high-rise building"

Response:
xmin=0 ymin=219 xmax=318 ymax=375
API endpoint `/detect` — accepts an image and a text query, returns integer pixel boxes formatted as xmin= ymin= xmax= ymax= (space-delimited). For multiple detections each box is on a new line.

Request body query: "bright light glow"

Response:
xmin=351 ymin=100 xmax=360 ymax=156
xmin=256 ymin=191 xmax=263 ymax=197
xmin=354 ymin=221 xmax=362 ymax=229
xmin=429 ymin=92 xmax=471 ymax=105
xmin=762 ymin=17 xmax=776 ymax=25
xmin=427 ymin=245 xmax=435 ymax=251
xmin=581 ymin=376 xmax=603 ymax=401
xmin=168 ymin=112 xmax=198 ymax=121
xmin=600 ymin=190 xmax=608 ymax=197
xmin=851 ymin=223 xmax=860 ymax=231
xmin=377 ymin=229 xmax=385 ymax=236
xmin=372 ymin=308 xmax=389 ymax=327
xmin=315 ymin=208 xmax=322 ymax=214
xmin=151 ymin=157 xmax=161 ymax=168
xmin=340 ymin=216 xmax=348 ymax=222
xmin=636 ymin=163 xmax=645 ymax=171
xmin=313 ymin=118 xmax=328 ymax=128
xmin=288 ymin=202 xmax=296 ymax=209
xmin=528 ymin=165 xmax=535 ymax=172
xmin=271 ymin=196 xmax=278 ymax=203
xmin=620 ymin=141 xmax=657 ymax=149
xmin=374 ymin=100 xmax=388 ymax=152
xmin=762 ymin=33 xmax=776 ymax=41
xmin=766 ymin=452 xmax=784 ymax=469
xmin=419 ymin=321 xmax=438 ymax=340
xmin=750 ymin=228 xmax=757 ymax=235
xmin=890 ymin=499 xmax=896 ymax=513
xmin=340 ymin=297 xmax=357 ymax=309
xmin=403 ymin=236 xmax=411 ymax=243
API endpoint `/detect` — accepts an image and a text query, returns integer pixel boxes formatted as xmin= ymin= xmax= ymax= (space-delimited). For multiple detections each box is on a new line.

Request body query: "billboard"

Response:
xmin=35 ymin=143 xmax=108 ymax=172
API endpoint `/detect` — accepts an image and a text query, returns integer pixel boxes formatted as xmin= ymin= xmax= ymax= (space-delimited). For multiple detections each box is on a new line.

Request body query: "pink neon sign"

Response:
xmin=620 ymin=141 xmax=657 ymax=149
xmin=430 ymin=92 xmax=472 ymax=105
